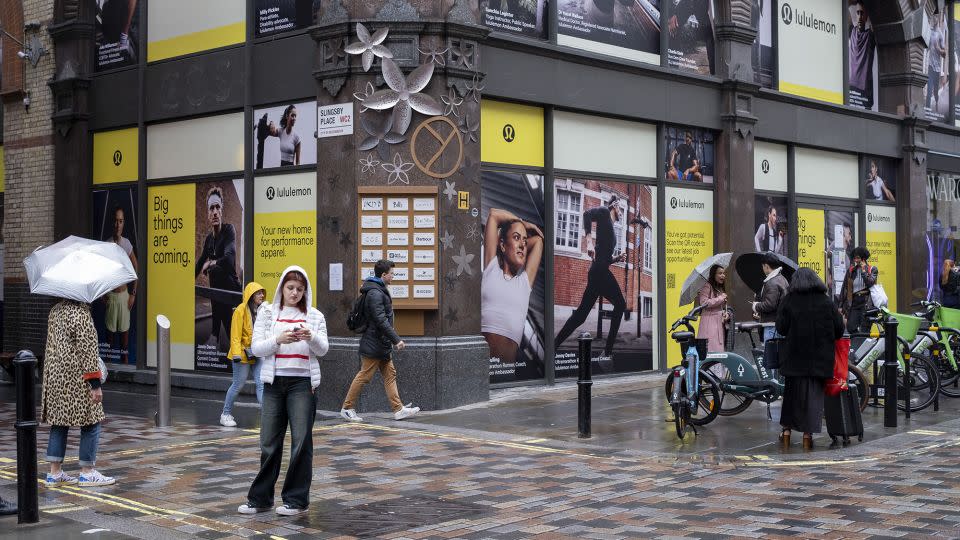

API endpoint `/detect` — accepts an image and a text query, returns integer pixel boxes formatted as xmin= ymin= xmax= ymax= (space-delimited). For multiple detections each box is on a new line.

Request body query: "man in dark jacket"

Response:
xmin=196 ymin=186 xmax=242 ymax=346
xmin=839 ymin=246 xmax=878 ymax=334
xmin=340 ymin=260 xmax=419 ymax=422
xmin=752 ymin=251 xmax=789 ymax=342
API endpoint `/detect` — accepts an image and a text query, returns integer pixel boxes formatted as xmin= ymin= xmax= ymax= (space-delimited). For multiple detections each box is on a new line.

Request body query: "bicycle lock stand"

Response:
xmin=14 ymin=350 xmax=39 ymax=524
xmin=578 ymin=332 xmax=592 ymax=439
xmin=884 ymin=319 xmax=898 ymax=428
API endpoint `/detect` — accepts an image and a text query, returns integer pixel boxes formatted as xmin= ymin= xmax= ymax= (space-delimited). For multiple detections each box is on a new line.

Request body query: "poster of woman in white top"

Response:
xmin=863 ymin=157 xmax=896 ymax=202
xmin=481 ymin=171 xmax=546 ymax=384
xmin=252 ymin=101 xmax=318 ymax=169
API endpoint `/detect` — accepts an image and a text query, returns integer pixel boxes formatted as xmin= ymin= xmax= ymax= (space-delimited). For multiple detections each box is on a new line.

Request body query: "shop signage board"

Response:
xmin=357 ymin=186 xmax=439 ymax=309
xmin=664 ymin=186 xmax=713 ymax=366
xmin=254 ymin=172 xmax=317 ymax=306
xmin=317 ymin=103 xmax=354 ymax=138
xmin=797 ymin=207 xmax=827 ymax=281
xmin=777 ymin=0 xmax=843 ymax=104
xmin=866 ymin=205 xmax=897 ymax=312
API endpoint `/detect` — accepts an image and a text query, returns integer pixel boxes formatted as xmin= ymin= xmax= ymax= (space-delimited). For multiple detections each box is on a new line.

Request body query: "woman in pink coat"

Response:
xmin=697 ymin=265 xmax=728 ymax=353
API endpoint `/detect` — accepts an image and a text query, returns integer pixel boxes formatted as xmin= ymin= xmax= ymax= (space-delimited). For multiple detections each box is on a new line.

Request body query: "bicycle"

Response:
xmin=849 ymin=307 xmax=941 ymax=412
xmin=910 ymin=300 xmax=960 ymax=398
xmin=664 ymin=306 xmax=722 ymax=439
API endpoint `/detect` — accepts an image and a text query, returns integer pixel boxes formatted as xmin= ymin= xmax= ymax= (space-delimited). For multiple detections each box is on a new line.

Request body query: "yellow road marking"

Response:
xmin=909 ymin=429 xmax=946 ymax=436
xmin=0 ymin=457 xmax=15 ymax=463
xmin=744 ymin=457 xmax=879 ymax=467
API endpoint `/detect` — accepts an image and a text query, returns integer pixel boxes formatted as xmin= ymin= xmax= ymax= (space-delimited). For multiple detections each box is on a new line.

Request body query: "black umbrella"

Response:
xmin=735 ymin=252 xmax=799 ymax=294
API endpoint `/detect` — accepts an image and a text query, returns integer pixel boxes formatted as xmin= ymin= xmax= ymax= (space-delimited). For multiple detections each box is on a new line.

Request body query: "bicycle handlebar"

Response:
xmin=669 ymin=305 xmax=704 ymax=333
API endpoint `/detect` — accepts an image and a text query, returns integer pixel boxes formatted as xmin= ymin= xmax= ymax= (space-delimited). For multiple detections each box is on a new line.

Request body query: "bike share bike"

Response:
xmin=665 ymin=306 xmax=722 ymax=439
xmin=849 ymin=307 xmax=942 ymax=412
xmin=910 ymin=300 xmax=960 ymax=398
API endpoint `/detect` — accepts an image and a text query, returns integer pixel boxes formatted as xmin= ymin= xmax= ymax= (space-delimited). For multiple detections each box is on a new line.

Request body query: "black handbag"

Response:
xmin=763 ymin=337 xmax=782 ymax=370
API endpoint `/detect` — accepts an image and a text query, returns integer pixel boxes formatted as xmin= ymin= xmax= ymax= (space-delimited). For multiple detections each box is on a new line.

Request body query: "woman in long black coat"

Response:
xmin=775 ymin=267 xmax=845 ymax=448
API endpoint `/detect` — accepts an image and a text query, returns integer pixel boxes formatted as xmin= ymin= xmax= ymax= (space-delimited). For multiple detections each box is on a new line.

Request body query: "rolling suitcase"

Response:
xmin=825 ymin=384 xmax=864 ymax=446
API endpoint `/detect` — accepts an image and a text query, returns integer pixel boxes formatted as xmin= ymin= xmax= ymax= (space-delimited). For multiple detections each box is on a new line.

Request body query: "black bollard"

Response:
xmin=902 ymin=350 xmax=911 ymax=420
xmin=883 ymin=320 xmax=898 ymax=428
xmin=577 ymin=332 xmax=593 ymax=439
xmin=14 ymin=350 xmax=38 ymax=524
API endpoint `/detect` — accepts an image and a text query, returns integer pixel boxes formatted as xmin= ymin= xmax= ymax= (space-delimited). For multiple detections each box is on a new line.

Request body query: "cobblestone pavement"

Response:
xmin=2 ymin=385 xmax=960 ymax=539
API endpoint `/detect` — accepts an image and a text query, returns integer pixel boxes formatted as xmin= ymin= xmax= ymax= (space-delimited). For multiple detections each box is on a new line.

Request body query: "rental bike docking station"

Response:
xmin=14 ymin=350 xmax=39 ymax=524
xmin=577 ymin=332 xmax=592 ymax=439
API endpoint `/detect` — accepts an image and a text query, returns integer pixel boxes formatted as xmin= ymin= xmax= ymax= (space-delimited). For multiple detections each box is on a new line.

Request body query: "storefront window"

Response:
xmin=925 ymin=171 xmax=960 ymax=301
xmin=555 ymin=188 xmax=582 ymax=251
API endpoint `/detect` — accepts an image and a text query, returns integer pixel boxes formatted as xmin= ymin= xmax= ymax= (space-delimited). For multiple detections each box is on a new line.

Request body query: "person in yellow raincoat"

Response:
xmin=220 ymin=282 xmax=266 ymax=427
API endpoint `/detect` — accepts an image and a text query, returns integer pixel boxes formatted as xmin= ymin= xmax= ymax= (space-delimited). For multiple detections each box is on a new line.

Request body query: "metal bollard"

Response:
xmin=577 ymin=332 xmax=592 ymax=439
xmin=902 ymin=350 xmax=911 ymax=420
xmin=156 ymin=315 xmax=171 ymax=428
xmin=14 ymin=350 xmax=39 ymax=524
xmin=883 ymin=319 xmax=898 ymax=428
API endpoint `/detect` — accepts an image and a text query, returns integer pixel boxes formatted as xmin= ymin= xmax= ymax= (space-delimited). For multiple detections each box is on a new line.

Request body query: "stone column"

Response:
xmin=312 ymin=0 xmax=489 ymax=411
xmin=899 ymin=115 xmax=930 ymax=306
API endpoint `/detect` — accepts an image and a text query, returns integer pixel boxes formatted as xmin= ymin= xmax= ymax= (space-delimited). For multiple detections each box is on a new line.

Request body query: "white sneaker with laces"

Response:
xmin=78 ymin=470 xmax=115 ymax=487
xmin=45 ymin=471 xmax=78 ymax=486
xmin=394 ymin=403 xmax=420 ymax=420
xmin=340 ymin=408 xmax=363 ymax=422
xmin=237 ymin=503 xmax=270 ymax=515
xmin=275 ymin=504 xmax=306 ymax=516
xmin=220 ymin=414 xmax=237 ymax=427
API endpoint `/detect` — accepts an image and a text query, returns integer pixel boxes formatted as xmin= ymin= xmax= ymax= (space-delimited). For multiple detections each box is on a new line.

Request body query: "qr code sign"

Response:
xmin=666 ymin=273 xmax=676 ymax=289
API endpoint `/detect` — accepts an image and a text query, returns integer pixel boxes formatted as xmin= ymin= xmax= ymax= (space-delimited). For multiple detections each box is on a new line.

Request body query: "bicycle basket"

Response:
xmin=888 ymin=311 xmax=923 ymax=362
xmin=935 ymin=306 xmax=960 ymax=365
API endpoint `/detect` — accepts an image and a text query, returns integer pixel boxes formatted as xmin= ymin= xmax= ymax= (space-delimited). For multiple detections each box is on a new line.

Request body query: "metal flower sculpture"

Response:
xmin=465 ymin=71 xmax=485 ymax=103
xmin=419 ymin=45 xmax=449 ymax=67
xmin=358 ymin=110 xmax=405 ymax=159
xmin=382 ymin=153 xmax=414 ymax=185
xmin=353 ymin=81 xmax=376 ymax=113
xmin=459 ymin=114 xmax=480 ymax=144
xmin=359 ymin=154 xmax=380 ymax=173
xmin=441 ymin=87 xmax=463 ymax=118
xmin=344 ymin=23 xmax=392 ymax=72
xmin=364 ymin=59 xmax=443 ymax=135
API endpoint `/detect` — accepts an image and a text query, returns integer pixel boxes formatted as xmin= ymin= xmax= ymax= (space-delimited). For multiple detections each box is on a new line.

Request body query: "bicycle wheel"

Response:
xmin=877 ymin=354 xmax=941 ymax=412
xmin=934 ymin=353 xmax=960 ymax=398
xmin=688 ymin=372 xmax=721 ymax=426
xmin=673 ymin=402 xmax=687 ymax=439
xmin=847 ymin=364 xmax=870 ymax=411
xmin=701 ymin=359 xmax=753 ymax=416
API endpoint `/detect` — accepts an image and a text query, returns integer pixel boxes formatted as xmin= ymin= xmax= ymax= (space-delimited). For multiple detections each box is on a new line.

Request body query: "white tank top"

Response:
xmin=481 ymin=258 xmax=532 ymax=345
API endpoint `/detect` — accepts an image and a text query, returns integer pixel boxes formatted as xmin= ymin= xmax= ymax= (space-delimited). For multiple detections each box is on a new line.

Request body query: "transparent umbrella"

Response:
xmin=679 ymin=252 xmax=733 ymax=306
xmin=24 ymin=236 xmax=137 ymax=303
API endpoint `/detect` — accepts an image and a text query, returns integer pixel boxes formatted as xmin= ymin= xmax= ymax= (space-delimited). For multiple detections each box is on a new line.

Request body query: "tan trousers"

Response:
xmin=342 ymin=356 xmax=403 ymax=412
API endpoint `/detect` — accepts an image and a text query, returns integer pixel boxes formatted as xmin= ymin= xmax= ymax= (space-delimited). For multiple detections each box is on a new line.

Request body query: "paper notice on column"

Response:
xmin=329 ymin=263 xmax=343 ymax=291
xmin=833 ymin=225 xmax=844 ymax=249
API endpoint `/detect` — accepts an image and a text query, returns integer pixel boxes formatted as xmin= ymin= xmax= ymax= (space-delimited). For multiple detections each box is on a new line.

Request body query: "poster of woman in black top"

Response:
xmin=554 ymin=179 xmax=656 ymax=375
xmin=195 ymin=180 xmax=245 ymax=372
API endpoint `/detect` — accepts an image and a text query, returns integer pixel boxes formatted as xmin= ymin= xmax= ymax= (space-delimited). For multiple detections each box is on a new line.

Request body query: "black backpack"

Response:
xmin=346 ymin=290 xmax=370 ymax=333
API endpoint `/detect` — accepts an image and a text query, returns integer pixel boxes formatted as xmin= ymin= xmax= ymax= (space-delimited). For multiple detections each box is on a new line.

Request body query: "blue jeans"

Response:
xmin=246 ymin=377 xmax=316 ymax=510
xmin=222 ymin=359 xmax=263 ymax=415
xmin=46 ymin=423 xmax=101 ymax=467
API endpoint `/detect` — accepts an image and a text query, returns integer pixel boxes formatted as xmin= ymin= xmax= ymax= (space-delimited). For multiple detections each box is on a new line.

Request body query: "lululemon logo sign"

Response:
xmin=502 ymin=124 xmax=515 ymax=143
xmin=113 ymin=150 xmax=123 ymax=167
xmin=670 ymin=197 xmax=678 ymax=209
xmin=266 ymin=186 xmax=275 ymax=200
xmin=761 ymin=159 xmax=770 ymax=174
xmin=781 ymin=3 xmax=793 ymax=25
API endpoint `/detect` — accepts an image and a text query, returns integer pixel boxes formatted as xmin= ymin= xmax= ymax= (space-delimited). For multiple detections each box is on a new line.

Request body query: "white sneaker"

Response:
xmin=237 ymin=503 xmax=270 ymax=515
xmin=78 ymin=470 xmax=115 ymax=487
xmin=45 ymin=471 xmax=78 ymax=486
xmin=340 ymin=408 xmax=363 ymax=422
xmin=275 ymin=504 xmax=307 ymax=516
xmin=220 ymin=414 xmax=237 ymax=427
xmin=394 ymin=404 xmax=420 ymax=420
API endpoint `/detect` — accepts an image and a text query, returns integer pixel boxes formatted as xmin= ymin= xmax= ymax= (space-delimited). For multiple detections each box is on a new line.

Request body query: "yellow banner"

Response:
xmin=866 ymin=206 xmax=897 ymax=312
xmin=148 ymin=22 xmax=245 ymax=63
xmin=147 ymin=184 xmax=195 ymax=369
xmin=94 ymin=128 xmax=139 ymax=185
xmin=665 ymin=187 xmax=714 ymax=366
xmin=480 ymin=100 xmax=544 ymax=167
xmin=797 ymin=207 xmax=826 ymax=282
xmin=254 ymin=173 xmax=317 ymax=304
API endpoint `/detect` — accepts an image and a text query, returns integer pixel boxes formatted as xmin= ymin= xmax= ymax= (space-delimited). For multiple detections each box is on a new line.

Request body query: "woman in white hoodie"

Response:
xmin=238 ymin=266 xmax=328 ymax=517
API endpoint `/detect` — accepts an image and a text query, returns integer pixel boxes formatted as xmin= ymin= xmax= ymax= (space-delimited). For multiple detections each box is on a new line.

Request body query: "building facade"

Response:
xmin=2 ymin=0 xmax=960 ymax=407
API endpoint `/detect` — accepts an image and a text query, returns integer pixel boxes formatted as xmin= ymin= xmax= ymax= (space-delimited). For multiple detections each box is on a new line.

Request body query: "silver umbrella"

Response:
xmin=24 ymin=236 xmax=137 ymax=303
xmin=679 ymin=252 xmax=733 ymax=306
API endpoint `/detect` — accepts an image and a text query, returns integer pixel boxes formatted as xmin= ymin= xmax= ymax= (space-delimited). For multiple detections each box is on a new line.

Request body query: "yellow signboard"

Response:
xmin=480 ymin=100 xmax=544 ymax=167
xmin=797 ymin=207 xmax=826 ymax=281
xmin=147 ymin=183 xmax=195 ymax=369
xmin=254 ymin=173 xmax=317 ymax=306
xmin=665 ymin=187 xmax=714 ymax=366
xmin=866 ymin=206 xmax=897 ymax=312
xmin=147 ymin=0 xmax=245 ymax=63
xmin=94 ymin=128 xmax=139 ymax=185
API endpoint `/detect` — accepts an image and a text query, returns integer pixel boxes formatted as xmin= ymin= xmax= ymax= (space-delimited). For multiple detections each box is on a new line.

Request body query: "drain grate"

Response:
xmin=299 ymin=495 xmax=488 ymax=537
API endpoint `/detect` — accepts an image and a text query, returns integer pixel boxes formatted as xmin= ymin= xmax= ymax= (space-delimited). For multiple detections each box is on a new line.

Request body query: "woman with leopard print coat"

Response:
xmin=40 ymin=299 xmax=115 ymax=487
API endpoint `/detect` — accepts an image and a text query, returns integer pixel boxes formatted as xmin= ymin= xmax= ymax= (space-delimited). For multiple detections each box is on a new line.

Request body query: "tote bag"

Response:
xmin=825 ymin=337 xmax=851 ymax=397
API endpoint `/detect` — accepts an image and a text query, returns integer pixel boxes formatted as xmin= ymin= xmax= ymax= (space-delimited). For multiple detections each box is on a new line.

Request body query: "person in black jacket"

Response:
xmin=776 ymin=267 xmax=845 ymax=449
xmin=196 ymin=186 xmax=242 ymax=346
xmin=340 ymin=260 xmax=419 ymax=422
xmin=838 ymin=246 xmax=878 ymax=334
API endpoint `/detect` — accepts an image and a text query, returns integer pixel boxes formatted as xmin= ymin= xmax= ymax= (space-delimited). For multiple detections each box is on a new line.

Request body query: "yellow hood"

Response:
xmin=241 ymin=281 xmax=266 ymax=308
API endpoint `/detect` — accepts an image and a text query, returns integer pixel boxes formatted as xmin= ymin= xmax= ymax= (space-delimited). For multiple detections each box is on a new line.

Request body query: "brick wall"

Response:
xmin=3 ymin=0 xmax=56 ymax=354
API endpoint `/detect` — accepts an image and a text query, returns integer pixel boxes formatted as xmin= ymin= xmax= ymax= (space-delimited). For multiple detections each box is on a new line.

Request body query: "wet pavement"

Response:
xmin=0 ymin=375 xmax=959 ymax=539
